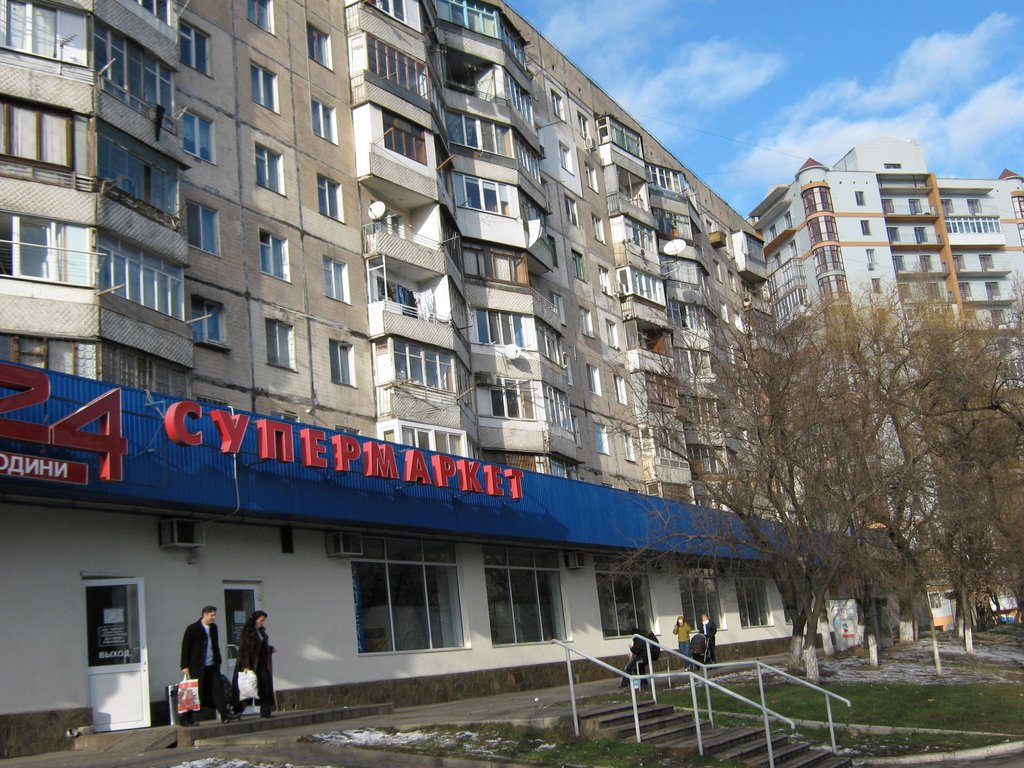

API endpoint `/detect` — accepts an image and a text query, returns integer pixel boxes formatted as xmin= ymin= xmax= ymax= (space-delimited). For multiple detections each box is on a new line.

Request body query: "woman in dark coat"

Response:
xmin=234 ymin=610 xmax=275 ymax=718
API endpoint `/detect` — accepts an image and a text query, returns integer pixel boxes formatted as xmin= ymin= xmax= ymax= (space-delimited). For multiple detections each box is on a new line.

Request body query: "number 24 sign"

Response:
xmin=0 ymin=363 xmax=126 ymax=482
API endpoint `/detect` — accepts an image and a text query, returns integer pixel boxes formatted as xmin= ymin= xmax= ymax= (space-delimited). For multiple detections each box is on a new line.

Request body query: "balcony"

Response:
xmin=367 ymin=301 xmax=455 ymax=350
xmin=364 ymin=226 xmax=447 ymax=275
xmin=945 ymin=216 xmax=1005 ymax=247
xmin=888 ymin=230 xmax=943 ymax=249
xmin=350 ymin=71 xmax=432 ymax=126
xmin=608 ymin=193 xmax=653 ymax=226
xmin=620 ymin=295 xmax=671 ymax=329
xmin=881 ymin=202 xmax=938 ymax=219
xmin=613 ymin=241 xmax=659 ymax=272
xmin=626 ymin=348 xmax=674 ymax=376
xmin=375 ymin=382 xmax=464 ymax=428
xmin=359 ymin=143 xmax=438 ymax=209
xmin=0 ymin=239 xmax=99 ymax=288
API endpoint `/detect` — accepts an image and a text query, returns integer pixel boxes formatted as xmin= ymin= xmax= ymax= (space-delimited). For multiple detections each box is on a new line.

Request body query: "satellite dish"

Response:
xmin=526 ymin=219 xmax=542 ymax=247
xmin=663 ymin=239 xmax=688 ymax=256
xmin=501 ymin=344 xmax=522 ymax=360
xmin=367 ymin=200 xmax=387 ymax=221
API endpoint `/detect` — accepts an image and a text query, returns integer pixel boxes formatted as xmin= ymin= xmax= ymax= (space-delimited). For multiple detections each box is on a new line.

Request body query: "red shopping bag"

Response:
xmin=177 ymin=677 xmax=200 ymax=713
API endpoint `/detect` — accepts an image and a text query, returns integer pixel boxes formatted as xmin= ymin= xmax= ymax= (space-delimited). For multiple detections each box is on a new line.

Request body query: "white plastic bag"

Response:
xmin=238 ymin=669 xmax=258 ymax=700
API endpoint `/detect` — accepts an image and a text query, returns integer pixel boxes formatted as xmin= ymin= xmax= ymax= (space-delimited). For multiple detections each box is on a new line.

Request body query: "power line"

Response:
xmin=630 ymin=111 xmax=807 ymax=161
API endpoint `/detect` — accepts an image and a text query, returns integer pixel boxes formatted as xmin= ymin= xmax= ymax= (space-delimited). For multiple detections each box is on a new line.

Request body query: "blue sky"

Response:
xmin=507 ymin=0 xmax=1024 ymax=216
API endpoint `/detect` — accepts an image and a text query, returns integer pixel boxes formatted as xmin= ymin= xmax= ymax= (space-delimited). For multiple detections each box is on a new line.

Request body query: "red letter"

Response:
xmin=256 ymin=419 xmax=295 ymax=463
xmin=456 ymin=459 xmax=484 ymax=493
xmin=483 ymin=464 xmax=504 ymax=496
xmin=300 ymin=428 xmax=328 ymax=468
xmin=402 ymin=449 xmax=433 ymax=485
xmin=210 ymin=410 xmax=250 ymax=454
xmin=164 ymin=401 xmax=202 ymax=446
xmin=431 ymin=454 xmax=457 ymax=489
xmin=332 ymin=434 xmax=361 ymax=472
xmin=504 ymin=468 xmax=524 ymax=500
xmin=363 ymin=441 xmax=398 ymax=479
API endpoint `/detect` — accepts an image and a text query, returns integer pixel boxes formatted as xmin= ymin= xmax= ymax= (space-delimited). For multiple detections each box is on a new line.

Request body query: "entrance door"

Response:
xmin=84 ymin=578 xmax=150 ymax=731
xmin=223 ymin=582 xmax=260 ymax=671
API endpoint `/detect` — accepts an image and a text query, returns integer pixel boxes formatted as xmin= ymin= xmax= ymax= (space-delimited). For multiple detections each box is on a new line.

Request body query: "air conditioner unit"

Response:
xmin=475 ymin=371 xmax=497 ymax=386
xmin=564 ymin=551 xmax=587 ymax=570
xmin=159 ymin=518 xmax=205 ymax=549
xmin=326 ymin=531 xmax=363 ymax=558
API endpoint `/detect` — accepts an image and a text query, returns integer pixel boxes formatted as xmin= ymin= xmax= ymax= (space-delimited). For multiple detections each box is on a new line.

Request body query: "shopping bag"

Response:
xmin=177 ymin=677 xmax=200 ymax=713
xmin=238 ymin=669 xmax=259 ymax=700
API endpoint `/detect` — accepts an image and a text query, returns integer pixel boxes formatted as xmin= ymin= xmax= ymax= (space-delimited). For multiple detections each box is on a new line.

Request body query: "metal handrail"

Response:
xmin=552 ymin=638 xmax=796 ymax=766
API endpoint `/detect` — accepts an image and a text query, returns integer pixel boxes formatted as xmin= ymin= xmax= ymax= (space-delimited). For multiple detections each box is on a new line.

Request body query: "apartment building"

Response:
xmin=749 ymin=137 xmax=1024 ymax=325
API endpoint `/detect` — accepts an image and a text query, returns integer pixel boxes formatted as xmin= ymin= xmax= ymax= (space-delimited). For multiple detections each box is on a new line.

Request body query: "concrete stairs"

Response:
xmin=577 ymin=701 xmax=851 ymax=768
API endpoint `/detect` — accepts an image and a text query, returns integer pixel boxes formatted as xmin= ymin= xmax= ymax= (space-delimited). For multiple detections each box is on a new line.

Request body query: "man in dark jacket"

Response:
xmin=700 ymin=611 xmax=718 ymax=664
xmin=179 ymin=605 xmax=234 ymax=725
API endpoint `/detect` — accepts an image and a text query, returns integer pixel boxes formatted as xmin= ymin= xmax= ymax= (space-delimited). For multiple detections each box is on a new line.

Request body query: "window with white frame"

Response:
xmin=623 ymin=433 xmax=636 ymax=461
xmin=572 ymin=415 xmax=581 ymax=446
xmin=5 ymin=2 xmax=88 ymax=63
xmin=311 ymin=99 xmax=337 ymax=143
xmin=97 ymin=237 xmax=185 ymax=319
xmin=614 ymin=374 xmax=627 ymax=404
xmin=255 ymin=144 xmax=283 ymax=192
xmin=617 ymin=267 xmax=665 ymax=304
xmin=736 ymin=577 xmax=771 ymax=627
xmin=592 ymin=214 xmax=605 ymax=243
xmin=550 ymin=90 xmax=564 ymax=120
xmin=323 ymin=257 xmax=349 ymax=302
xmin=550 ymin=292 xmax=565 ymax=324
xmin=182 ymin=112 xmax=213 ymax=162
xmin=259 ymin=230 xmax=288 ymax=279
xmin=586 ymin=364 xmax=601 ymax=396
xmin=250 ymin=64 xmax=277 ymax=110
xmin=579 ymin=307 xmax=593 ymax=336
xmin=593 ymin=554 xmax=652 ymax=637
xmin=329 ymin=339 xmax=353 ymax=385
xmin=503 ymin=71 xmax=532 ymax=122
xmin=317 ymin=174 xmax=341 ymax=219
xmin=392 ymin=339 xmax=455 ymax=392
xmin=446 ymin=111 xmax=511 ymax=155
xmin=577 ymin=111 xmax=590 ymax=140
xmin=598 ymin=266 xmax=610 ymax=294
xmin=564 ymin=196 xmax=579 ymax=227
xmin=514 ymin=135 xmax=542 ymax=181
xmin=586 ymin=164 xmax=599 ymax=192
xmin=247 ymin=0 xmax=273 ymax=31
xmin=558 ymin=142 xmax=573 ymax=173
xmin=1 ymin=215 xmax=91 ymax=285
xmin=307 ymin=24 xmax=331 ymax=68
xmin=489 ymin=377 xmax=534 ymax=419
xmin=542 ymin=383 xmax=572 ymax=431
xmin=484 ymin=546 xmax=566 ymax=644
xmin=571 ymin=249 xmax=586 ymax=280
xmin=352 ymin=537 xmax=463 ymax=653
xmin=604 ymin=319 xmax=619 ymax=350
xmin=594 ymin=423 xmax=609 ymax=454
xmin=368 ymin=0 xmax=407 ymax=23
xmin=623 ymin=218 xmax=656 ymax=251
xmin=94 ymin=26 xmax=173 ymax=111
xmin=645 ymin=164 xmax=682 ymax=193
xmin=185 ymin=202 xmax=218 ymax=254
xmin=476 ymin=308 xmax=527 ymax=346
xmin=536 ymin=321 xmax=561 ymax=362
xmin=597 ymin=116 xmax=642 ymax=158
xmin=179 ymin=22 xmax=210 ymax=74
xmin=454 ymin=174 xmax=515 ymax=216
xmin=265 ymin=319 xmax=292 ymax=367
xmin=190 ymin=296 xmax=224 ymax=345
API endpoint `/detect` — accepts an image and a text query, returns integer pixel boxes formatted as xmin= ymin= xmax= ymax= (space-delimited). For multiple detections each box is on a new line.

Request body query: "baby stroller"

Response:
xmin=688 ymin=632 xmax=708 ymax=667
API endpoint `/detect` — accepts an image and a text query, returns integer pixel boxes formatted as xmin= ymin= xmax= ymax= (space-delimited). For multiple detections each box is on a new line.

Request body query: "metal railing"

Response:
xmin=553 ymin=636 xmax=849 ymax=767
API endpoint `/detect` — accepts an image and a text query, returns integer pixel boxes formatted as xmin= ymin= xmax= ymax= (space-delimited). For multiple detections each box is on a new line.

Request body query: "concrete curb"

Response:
xmin=853 ymin=738 xmax=1024 ymax=765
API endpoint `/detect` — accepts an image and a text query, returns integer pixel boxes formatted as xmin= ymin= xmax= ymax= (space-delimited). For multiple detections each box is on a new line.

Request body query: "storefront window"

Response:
xmin=594 ymin=555 xmax=652 ymax=637
xmin=352 ymin=538 xmax=463 ymax=652
xmin=484 ymin=547 xmax=566 ymax=644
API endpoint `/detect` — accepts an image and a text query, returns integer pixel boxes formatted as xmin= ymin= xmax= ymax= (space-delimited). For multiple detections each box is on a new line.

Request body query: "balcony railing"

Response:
xmin=881 ymin=202 xmax=936 ymax=216
xmin=0 ymin=239 xmax=99 ymax=287
xmin=0 ymin=158 xmax=96 ymax=192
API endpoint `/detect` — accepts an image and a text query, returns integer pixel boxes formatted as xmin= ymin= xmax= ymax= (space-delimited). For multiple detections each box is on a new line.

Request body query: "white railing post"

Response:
xmin=564 ymin=646 xmax=579 ymax=736
xmin=689 ymin=673 xmax=704 ymax=756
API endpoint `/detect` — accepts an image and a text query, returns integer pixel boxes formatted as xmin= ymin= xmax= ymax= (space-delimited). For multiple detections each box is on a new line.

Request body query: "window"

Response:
xmin=323 ymin=257 xmax=349 ymax=302
xmin=617 ymin=267 xmax=665 ymax=305
xmin=317 ymin=174 xmax=341 ymax=219
xmin=447 ymin=111 xmax=511 ymax=155
xmin=594 ymin=424 xmax=609 ymax=454
xmin=623 ymin=218 xmax=656 ymax=251
xmin=454 ymin=174 xmax=514 ymax=216
xmin=131 ymin=0 xmax=168 ymax=22
xmin=986 ymin=281 xmax=1000 ymax=300
xmin=250 ymin=64 xmax=277 ymax=110
xmin=604 ymin=319 xmax=619 ymax=350
xmin=550 ymin=90 xmax=564 ymax=120
xmin=97 ymin=127 xmax=178 ymax=213
xmin=0 ymin=100 xmax=72 ymax=167
xmin=463 ymin=242 xmax=526 ymax=283
xmin=558 ymin=142 xmax=573 ymax=173
xmin=514 ymin=135 xmax=541 ymax=180
xmin=503 ymin=72 xmax=533 ymax=122
xmin=645 ymin=164 xmax=682 ymax=193
xmin=5 ymin=2 xmax=88 ymax=64
xmin=860 ymin=219 xmax=871 ymax=236
xmin=311 ymin=99 xmax=337 ymax=143
xmin=392 ymin=340 xmax=455 ymax=392
xmin=94 ymin=26 xmax=173 ymax=112
xmin=913 ymin=226 xmax=927 ymax=244
xmin=571 ymin=250 xmax=586 ymax=280
xmin=185 ymin=202 xmax=218 ymax=254
xmin=564 ymin=196 xmax=579 ymax=227
xmin=476 ymin=309 xmax=526 ymax=346
xmin=866 ymin=248 xmax=876 ymax=270
xmin=367 ymin=36 xmax=428 ymax=98
xmin=247 ymin=0 xmax=273 ymax=31
xmin=597 ymin=116 xmax=642 ymax=158
xmin=329 ymin=340 xmax=352 ymax=385
xmin=96 ymin=234 xmax=184 ymax=319
xmin=489 ymin=378 xmax=534 ymax=419
xmin=807 ymin=215 xmax=839 ymax=245
xmin=614 ymin=374 xmax=627 ymax=404
xmin=586 ymin=364 xmax=601 ymax=396
xmin=968 ymin=198 xmax=982 ymax=215
xmin=887 ymin=226 xmax=899 ymax=244
xmin=572 ymin=415 xmax=581 ymax=446
xmin=871 ymin=278 xmax=882 ymax=294
xmin=484 ymin=547 xmax=565 ymax=644
xmin=679 ymin=570 xmax=720 ymax=627
xmin=259 ymin=230 xmax=288 ymax=279
xmin=855 ymin=190 xmax=865 ymax=206
xmin=542 ymin=383 xmax=572 ymax=431
xmin=586 ymin=164 xmax=599 ymax=192
xmin=623 ymin=434 xmax=635 ymax=461
xmin=594 ymin=555 xmax=653 ymax=637
xmin=598 ymin=266 xmax=610 ymax=294
xmin=577 ymin=112 xmax=590 ymax=140
xmin=265 ymin=319 xmax=292 ymax=367
xmin=941 ymin=198 xmax=953 ymax=216
xmin=0 ymin=215 xmax=91 ymax=286
xmin=383 ymin=111 xmax=426 ymax=164
xmin=736 ymin=577 xmax=771 ymax=628
xmin=579 ymin=307 xmax=593 ymax=336
xmin=801 ymin=186 xmax=833 ymax=215
xmin=190 ymin=297 xmax=224 ymax=345
xmin=255 ymin=145 xmax=283 ymax=193
xmin=784 ymin=212 xmax=793 ymax=228
xmin=353 ymin=537 xmax=462 ymax=653
xmin=181 ymin=112 xmax=213 ymax=162
xmin=883 ymin=162 xmax=902 ymax=169
xmin=307 ymin=24 xmax=331 ymax=68
xmin=550 ymin=292 xmax=565 ymax=324
xmin=592 ymin=215 xmax=605 ymax=243
xmin=919 ymin=254 xmax=932 ymax=272
xmin=980 ymin=254 xmax=994 ymax=272
xmin=179 ymin=22 xmax=210 ymax=74
xmin=368 ymin=0 xmax=407 ymax=23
